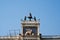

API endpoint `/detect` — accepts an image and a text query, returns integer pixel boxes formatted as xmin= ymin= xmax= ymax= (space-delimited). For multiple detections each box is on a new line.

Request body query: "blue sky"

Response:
xmin=0 ymin=0 xmax=60 ymax=36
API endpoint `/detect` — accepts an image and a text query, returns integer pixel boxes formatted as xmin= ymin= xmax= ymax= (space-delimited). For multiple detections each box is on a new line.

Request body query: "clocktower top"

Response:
xmin=21 ymin=13 xmax=40 ymax=36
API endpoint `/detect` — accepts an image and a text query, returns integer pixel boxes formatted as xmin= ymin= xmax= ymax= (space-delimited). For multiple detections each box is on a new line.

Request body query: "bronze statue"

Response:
xmin=34 ymin=16 xmax=36 ymax=21
xmin=24 ymin=13 xmax=37 ymax=21
xmin=24 ymin=16 xmax=26 ymax=20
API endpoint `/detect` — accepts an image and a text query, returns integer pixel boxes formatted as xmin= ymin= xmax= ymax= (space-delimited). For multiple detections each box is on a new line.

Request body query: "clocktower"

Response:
xmin=21 ymin=13 xmax=40 ymax=40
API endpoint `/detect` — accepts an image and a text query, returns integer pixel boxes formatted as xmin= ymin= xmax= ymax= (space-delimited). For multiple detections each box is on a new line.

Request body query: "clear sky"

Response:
xmin=0 ymin=0 xmax=60 ymax=36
